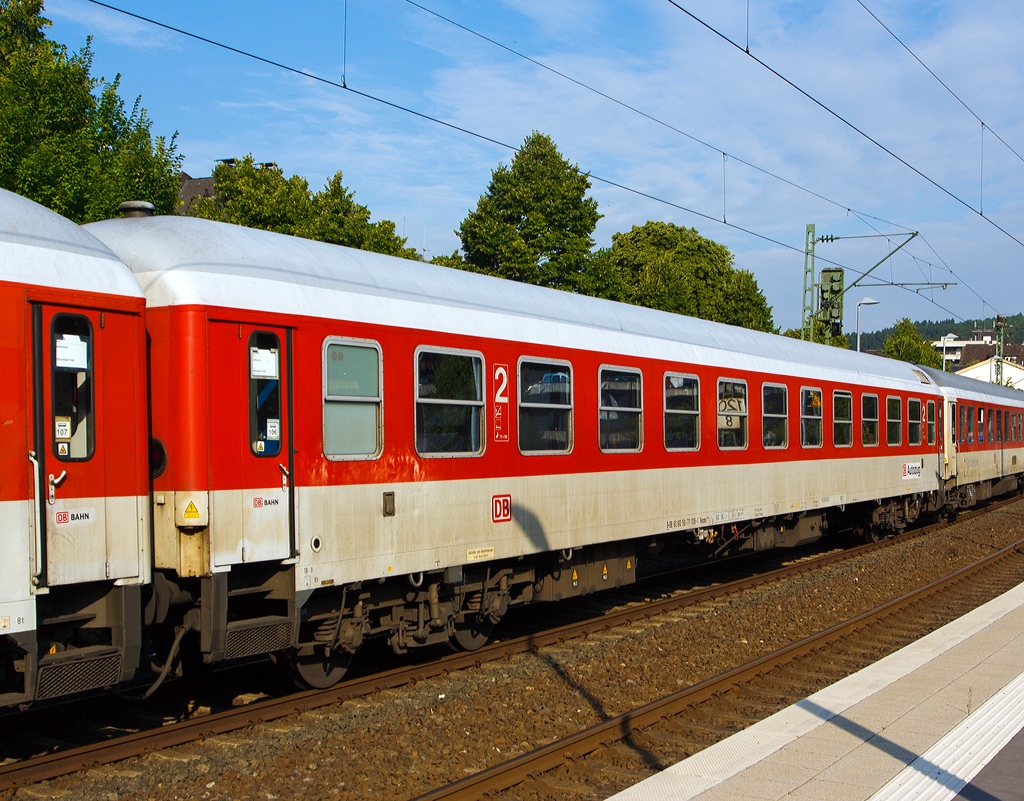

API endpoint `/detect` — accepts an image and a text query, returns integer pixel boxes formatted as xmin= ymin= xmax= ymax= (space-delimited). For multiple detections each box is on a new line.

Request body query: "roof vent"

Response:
xmin=118 ymin=200 xmax=155 ymax=218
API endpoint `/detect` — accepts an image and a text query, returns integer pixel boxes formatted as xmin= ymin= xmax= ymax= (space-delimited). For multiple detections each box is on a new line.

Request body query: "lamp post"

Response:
xmin=857 ymin=297 xmax=879 ymax=353
xmin=941 ymin=333 xmax=956 ymax=372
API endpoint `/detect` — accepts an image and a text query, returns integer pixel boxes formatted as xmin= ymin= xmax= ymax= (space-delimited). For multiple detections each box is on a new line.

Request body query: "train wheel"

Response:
xmin=286 ymin=649 xmax=352 ymax=689
xmin=865 ymin=525 xmax=882 ymax=543
xmin=450 ymin=616 xmax=493 ymax=652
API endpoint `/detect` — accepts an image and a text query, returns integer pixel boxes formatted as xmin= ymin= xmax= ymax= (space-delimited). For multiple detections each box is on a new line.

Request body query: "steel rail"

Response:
xmin=408 ymin=534 xmax=1024 ymax=801
xmin=1 ymin=496 xmax=1020 ymax=790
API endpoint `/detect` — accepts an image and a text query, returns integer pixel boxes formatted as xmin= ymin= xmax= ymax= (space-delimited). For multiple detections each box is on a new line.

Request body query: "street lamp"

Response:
xmin=857 ymin=297 xmax=879 ymax=353
xmin=941 ymin=333 xmax=957 ymax=372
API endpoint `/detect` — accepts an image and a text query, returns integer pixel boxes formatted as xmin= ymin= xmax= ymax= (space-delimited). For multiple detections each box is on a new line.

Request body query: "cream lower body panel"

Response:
xmin=46 ymin=495 xmax=148 ymax=586
xmin=210 ymin=487 xmax=291 ymax=568
xmin=294 ymin=454 xmax=943 ymax=589
xmin=0 ymin=500 xmax=35 ymax=634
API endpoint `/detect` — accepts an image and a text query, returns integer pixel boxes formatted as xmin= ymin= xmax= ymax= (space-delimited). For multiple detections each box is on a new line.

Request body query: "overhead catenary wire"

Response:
xmin=855 ymin=0 xmax=1024 ymax=168
xmin=662 ymin=0 xmax=1024 ymax=253
xmin=84 ymin=0 xmax=974 ymax=321
xmin=401 ymin=0 xmax=992 ymax=314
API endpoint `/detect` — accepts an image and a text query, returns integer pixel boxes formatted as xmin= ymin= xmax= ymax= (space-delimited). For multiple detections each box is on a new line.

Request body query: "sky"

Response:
xmin=45 ymin=0 xmax=1024 ymax=336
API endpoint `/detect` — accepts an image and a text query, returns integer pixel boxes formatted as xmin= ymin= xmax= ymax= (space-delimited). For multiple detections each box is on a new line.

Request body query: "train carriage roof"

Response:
xmin=918 ymin=365 xmax=1024 ymax=404
xmin=85 ymin=214 xmax=975 ymax=393
xmin=0 ymin=189 xmax=143 ymax=297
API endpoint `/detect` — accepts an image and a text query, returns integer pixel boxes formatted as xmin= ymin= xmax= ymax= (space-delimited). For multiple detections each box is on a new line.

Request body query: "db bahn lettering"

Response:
xmin=252 ymin=497 xmax=280 ymax=508
xmin=55 ymin=510 xmax=90 ymax=524
xmin=492 ymin=494 xmax=512 ymax=523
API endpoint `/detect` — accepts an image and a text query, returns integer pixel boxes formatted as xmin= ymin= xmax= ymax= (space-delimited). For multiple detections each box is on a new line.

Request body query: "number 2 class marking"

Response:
xmin=494 ymin=364 xmax=508 ymax=403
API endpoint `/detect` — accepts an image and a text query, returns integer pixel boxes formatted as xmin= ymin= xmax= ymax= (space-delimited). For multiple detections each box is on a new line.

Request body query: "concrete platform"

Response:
xmin=609 ymin=580 xmax=1024 ymax=801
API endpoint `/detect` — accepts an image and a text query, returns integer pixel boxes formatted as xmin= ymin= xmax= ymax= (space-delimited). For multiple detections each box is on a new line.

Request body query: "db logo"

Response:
xmin=252 ymin=497 xmax=263 ymax=509
xmin=491 ymin=494 xmax=512 ymax=523
xmin=55 ymin=511 xmax=69 ymax=524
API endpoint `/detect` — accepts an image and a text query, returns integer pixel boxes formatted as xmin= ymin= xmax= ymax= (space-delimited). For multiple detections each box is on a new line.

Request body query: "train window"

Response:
xmin=322 ymin=339 xmax=382 ymax=459
xmin=416 ymin=349 xmax=484 ymax=456
xmin=996 ymin=410 xmax=1003 ymax=443
xmin=51 ymin=314 xmax=94 ymax=461
xmin=664 ymin=374 xmax=699 ymax=451
xmin=908 ymin=399 xmax=922 ymax=446
xmin=519 ymin=359 xmax=572 ymax=453
xmin=862 ymin=394 xmax=878 ymax=446
xmin=762 ymin=384 xmax=787 ymax=449
xmin=962 ymin=405 xmax=968 ymax=444
xmin=717 ymin=379 xmax=747 ymax=449
xmin=967 ymin=405 xmax=975 ymax=444
xmin=833 ymin=391 xmax=853 ymax=447
xmin=978 ymin=407 xmax=985 ymax=444
xmin=927 ymin=400 xmax=936 ymax=446
xmin=951 ymin=402 xmax=957 ymax=444
xmin=1003 ymin=409 xmax=1009 ymax=443
xmin=886 ymin=396 xmax=902 ymax=446
xmin=989 ymin=408 xmax=995 ymax=444
xmin=800 ymin=388 xmax=823 ymax=448
xmin=249 ymin=332 xmax=281 ymax=458
xmin=599 ymin=368 xmax=642 ymax=452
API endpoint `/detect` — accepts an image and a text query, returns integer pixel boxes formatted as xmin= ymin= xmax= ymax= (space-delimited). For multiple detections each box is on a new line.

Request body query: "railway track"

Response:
xmin=410 ymin=525 xmax=1024 ymax=800
xmin=0 ymin=496 xmax=1020 ymax=793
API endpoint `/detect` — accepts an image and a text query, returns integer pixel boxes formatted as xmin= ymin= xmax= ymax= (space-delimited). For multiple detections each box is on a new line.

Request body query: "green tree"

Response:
xmin=191 ymin=156 xmax=419 ymax=259
xmin=0 ymin=0 xmax=181 ymax=221
xmin=588 ymin=221 xmax=774 ymax=332
xmin=454 ymin=131 xmax=600 ymax=289
xmin=881 ymin=317 xmax=942 ymax=367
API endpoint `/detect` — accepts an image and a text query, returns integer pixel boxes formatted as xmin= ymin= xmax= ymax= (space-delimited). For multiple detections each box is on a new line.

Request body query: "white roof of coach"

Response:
xmin=0 ymin=189 xmax=143 ymax=298
xmin=918 ymin=366 xmax=1024 ymax=405
xmin=87 ymin=214 xmax=937 ymax=391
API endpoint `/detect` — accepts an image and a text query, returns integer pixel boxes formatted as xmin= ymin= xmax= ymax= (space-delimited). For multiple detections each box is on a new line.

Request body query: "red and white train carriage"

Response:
xmin=85 ymin=210 xmax=1024 ymax=688
xmin=0 ymin=189 xmax=150 ymax=707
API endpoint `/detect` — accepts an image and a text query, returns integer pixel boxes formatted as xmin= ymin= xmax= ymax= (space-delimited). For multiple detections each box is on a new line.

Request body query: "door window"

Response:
xmin=927 ymin=401 xmax=936 ymax=446
xmin=51 ymin=314 xmax=94 ymax=461
xmin=249 ymin=332 xmax=282 ymax=457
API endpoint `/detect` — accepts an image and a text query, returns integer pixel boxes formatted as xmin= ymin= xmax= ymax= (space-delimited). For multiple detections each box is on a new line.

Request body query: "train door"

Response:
xmin=31 ymin=304 xmax=144 ymax=587
xmin=208 ymin=321 xmax=294 ymax=567
xmin=942 ymin=399 xmax=958 ymax=481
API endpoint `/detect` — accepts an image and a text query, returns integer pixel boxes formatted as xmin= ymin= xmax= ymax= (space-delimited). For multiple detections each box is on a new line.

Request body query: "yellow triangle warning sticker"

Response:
xmin=602 ymin=564 xmax=608 ymax=576
xmin=571 ymin=568 xmax=578 ymax=581
xmin=626 ymin=559 xmax=632 ymax=570
xmin=183 ymin=501 xmax=200 ymax=519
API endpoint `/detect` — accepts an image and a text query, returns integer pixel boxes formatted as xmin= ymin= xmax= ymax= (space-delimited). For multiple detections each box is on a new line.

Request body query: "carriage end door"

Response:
xmin=208 ymin=322 xmax=294 ymax=567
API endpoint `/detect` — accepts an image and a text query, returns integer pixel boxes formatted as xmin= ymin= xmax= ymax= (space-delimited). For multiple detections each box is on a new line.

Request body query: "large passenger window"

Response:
xmin=967 ymin=405 xmax=975 ymax=444
xmin=52 ymin=314 xmax=94 ymax=461
xmin=927 ymin=400 xmax=936 ymax=446
xmin=519 ymin=360 xmax=572 ymax=453
xmin=599 ymin=368 xmax=642 ymax=451
xmin=833 ymin=391 xmax=853 ymax=447
xmin=416 ymin=349 xmax=483 ymax=455
xmin=761 ymin=384 xmax=787 ymax=448
xmin=886 ymin=396 xmax=902 ymax=446
xmin=664 ymin=374 xmax=699 ymax=451
xmin=978 ymin=407 xmax=985 ymax=443
xmin=323 ymin=340 xmax=381 ymax=459
xmin=908 ymin=399 xmax=922 ymax=446
xmin=862 ymin=394 xmax=878 ymax=446
xmin=717 ymin=379 xmax=747 ymax=449
xmin=249 ymin=332 xmax=281 ymax=457
xmin=996 ymin=410 xmax=1003 ymax=443
xmin=800 ymin=388 xmax=823 ymax=448
xmin=988 ymin=408 xmax=994 ymax=444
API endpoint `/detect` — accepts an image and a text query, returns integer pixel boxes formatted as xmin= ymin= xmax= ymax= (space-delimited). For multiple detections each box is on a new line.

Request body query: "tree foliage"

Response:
xmin=451 ymin=132 xmax=600 ymax=289
xmin=0 ymin=0 xmax=181 ymax=221
xmin=881 ymin=318 xmax=942 ymax=367
xmin=190 ymin=156 xmax=420 ymax=259
xmin=588 ymin=221 xmax=774 ymax=332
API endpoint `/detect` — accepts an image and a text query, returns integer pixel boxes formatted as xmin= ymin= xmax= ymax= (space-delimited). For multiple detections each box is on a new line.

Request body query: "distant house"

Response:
xmin=178 ymin=172 xmax=215 ymax=215
xmin=956 ymin=357 xmax=1024 ymax=389
xmin=930 ymin=328 xmax=1024 ymax=371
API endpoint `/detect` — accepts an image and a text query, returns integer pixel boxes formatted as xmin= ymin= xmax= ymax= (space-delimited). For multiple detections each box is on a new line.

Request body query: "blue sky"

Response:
xmin=46 ymin=0 xmax=1024 ymax=334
